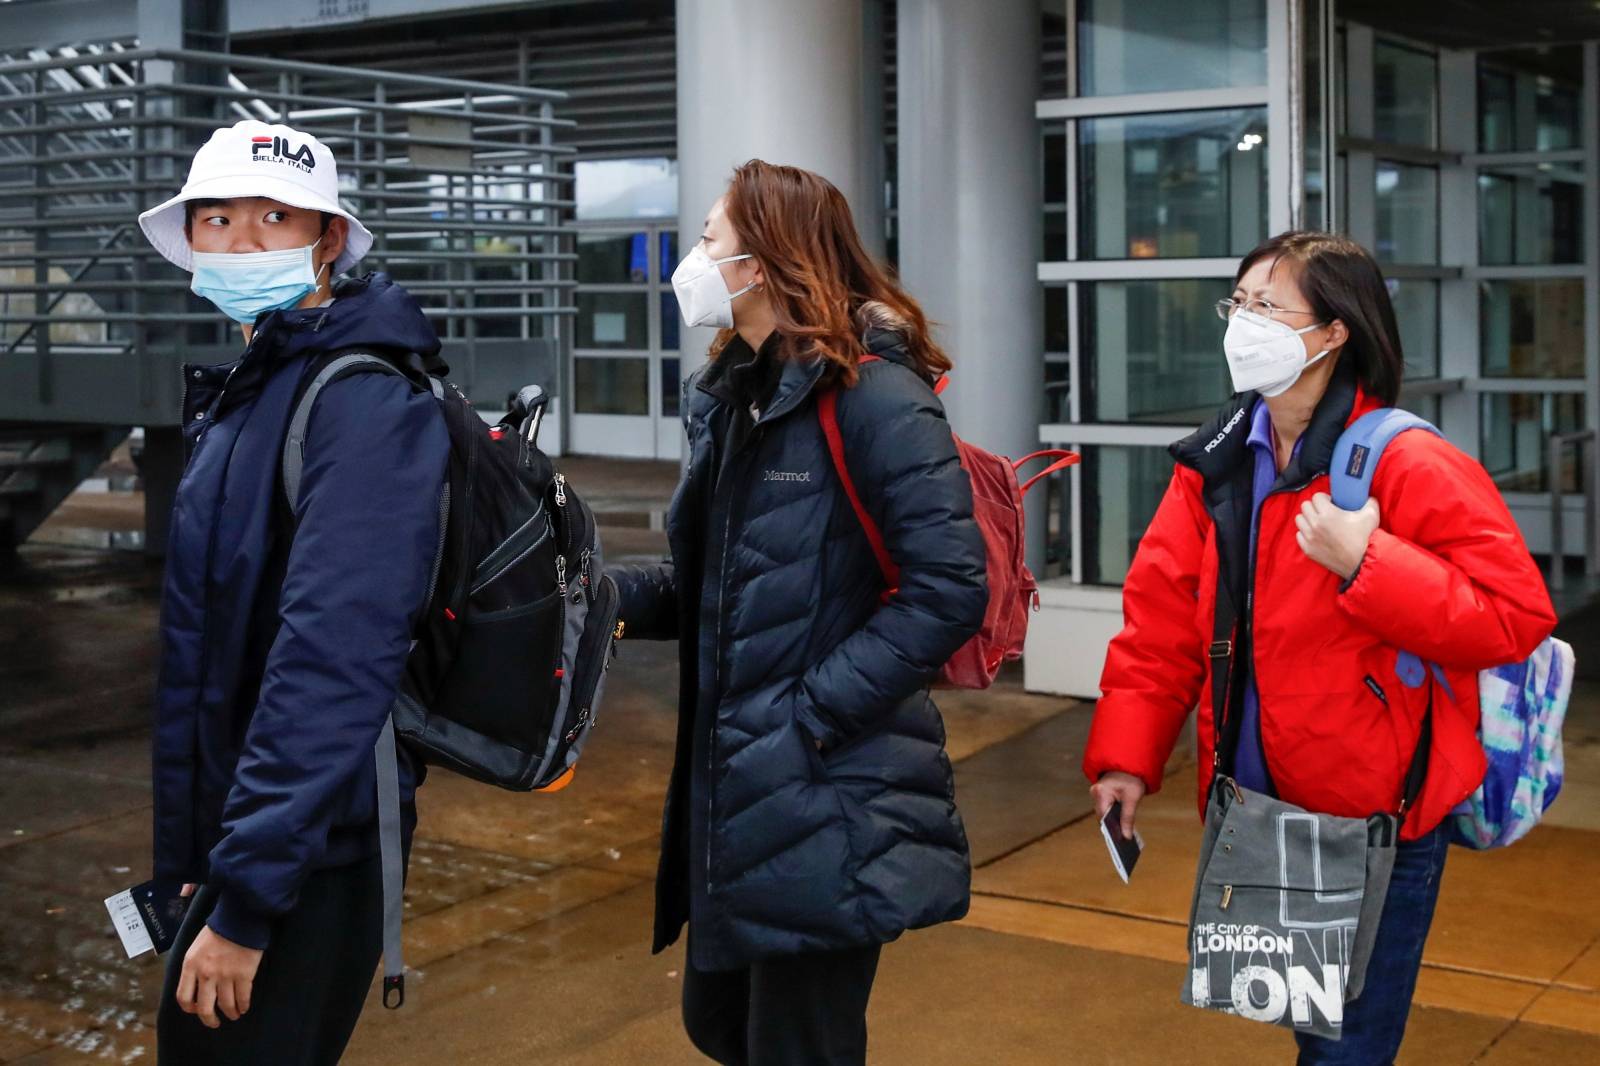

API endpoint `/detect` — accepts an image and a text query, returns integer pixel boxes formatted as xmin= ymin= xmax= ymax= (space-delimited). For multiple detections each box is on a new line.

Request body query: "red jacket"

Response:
xmin=1084 ymin=368 xmax=1557 ymax=840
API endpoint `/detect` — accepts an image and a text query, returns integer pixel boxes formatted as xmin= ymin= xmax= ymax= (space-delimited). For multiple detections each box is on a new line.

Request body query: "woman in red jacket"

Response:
xmin=1085 ymin=231 xmax=1556 ymax=1064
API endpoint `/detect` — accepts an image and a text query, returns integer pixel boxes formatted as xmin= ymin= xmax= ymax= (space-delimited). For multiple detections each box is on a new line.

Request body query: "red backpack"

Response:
xmin=817 ymin=355 xmax=1078 ymax=689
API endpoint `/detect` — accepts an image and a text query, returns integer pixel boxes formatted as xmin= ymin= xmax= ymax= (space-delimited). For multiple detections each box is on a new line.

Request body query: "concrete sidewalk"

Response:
xmin=2 ymin=465 xmax=1597 ymax=1064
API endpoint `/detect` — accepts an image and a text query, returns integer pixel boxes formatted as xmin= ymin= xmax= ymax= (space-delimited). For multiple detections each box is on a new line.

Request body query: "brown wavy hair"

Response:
xmin=709 ymin=159 xmax=950 ymax=388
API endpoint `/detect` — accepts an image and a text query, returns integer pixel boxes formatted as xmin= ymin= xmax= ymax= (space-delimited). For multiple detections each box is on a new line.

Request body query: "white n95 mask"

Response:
xmin=1222 ymin=309 xmax=1330 ymax=397
xmin=671 ymin=245 xmax=754 ymax=329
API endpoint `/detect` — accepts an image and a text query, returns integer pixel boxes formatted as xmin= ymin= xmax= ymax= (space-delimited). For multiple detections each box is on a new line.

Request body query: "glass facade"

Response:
xmin=1373 ymin=41 xmax=1437 ymax=148
xmin=1075 ymin=0 xmax=1266 ymax=97
xmin=574 ymin=356 xmax=649 ymax=416
xmin=1040 ymin=0 xmax=1273 ymax=584
xmin=1470 ymin=41 xmax=1590 ymax=530
xmin=1387 ymin=279 xmax=1440 ymax=381
xmin=1478 ymin=48 xmax=1583 ymax=153
xmin=1037 ymin=5 xmax=1596 ymax=596
xmin=1479 ymin=278 xmax=1587 ymax=379
xmin=1080 ymin=445 xmax=1173 ymax=586
xmin=661 ymin=355 xmax=681 ymax=418
xmin=1478 ymin=165 xmax=1585 ymax=266
xmin=576 ymin=231 xmax=648 ymax=283
xmin=1374 ymin=163 xmax=1438 ymax=264
xmin=1077 ymin=108 xmax=1268 ymax=260
xmin=1481 ymin=392 xmax=1586 ymax=493
xmin=575 ymin=291 xmax=649 ymax=351
xmin=1082 ymin=279 xmax=1232 ymax=424
xmin=572 ymin=223 xmax=681 ymax=449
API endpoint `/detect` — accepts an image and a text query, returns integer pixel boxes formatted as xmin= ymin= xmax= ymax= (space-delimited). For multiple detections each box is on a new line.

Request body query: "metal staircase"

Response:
xmin=0 ymin=42 xmax=576 ymax=552
xmin=0 ymin=423 xmax=129 ymax=551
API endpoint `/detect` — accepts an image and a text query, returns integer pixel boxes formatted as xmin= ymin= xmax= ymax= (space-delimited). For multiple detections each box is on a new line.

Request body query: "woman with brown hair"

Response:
xmin=607 ymin=159 xmax=988 ymax=1065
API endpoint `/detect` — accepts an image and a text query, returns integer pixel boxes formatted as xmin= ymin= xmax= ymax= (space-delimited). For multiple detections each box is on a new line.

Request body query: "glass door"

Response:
xmin=568 ymin=223 xmax=682 ymax=460
xmin=1037 ymin=0 xmax=1281 ymax=587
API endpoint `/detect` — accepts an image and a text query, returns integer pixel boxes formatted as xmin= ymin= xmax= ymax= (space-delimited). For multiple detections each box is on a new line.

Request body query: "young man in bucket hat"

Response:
xmin=138 ymin=118 xmax=449 ymax=1063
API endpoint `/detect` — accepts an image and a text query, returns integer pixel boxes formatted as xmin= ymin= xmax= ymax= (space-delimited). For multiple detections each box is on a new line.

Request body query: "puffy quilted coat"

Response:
xmin=609 ymin=322 xmax=988 ymax=972
xmin=153 ymin=273 xmax=449 ymax=948
xmin=1084 ymin=362 xmax=1557 ymax=841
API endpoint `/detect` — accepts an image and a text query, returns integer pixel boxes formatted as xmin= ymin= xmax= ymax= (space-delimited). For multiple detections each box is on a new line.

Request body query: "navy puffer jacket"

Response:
xmin=610 ymin=313 xmax=988 ymax=972
xmin=153 ymin=273 xmax=449 ymax=949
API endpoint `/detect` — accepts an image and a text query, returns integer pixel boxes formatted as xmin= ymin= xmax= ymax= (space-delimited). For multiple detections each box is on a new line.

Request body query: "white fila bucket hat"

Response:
xmin=138 ymin=119 xmax=374 ymax=274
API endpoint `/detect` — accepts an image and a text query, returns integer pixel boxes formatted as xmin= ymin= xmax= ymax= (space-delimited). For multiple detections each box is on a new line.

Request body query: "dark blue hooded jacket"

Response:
xmin=152 ymin=273 xmax=449 ymax=950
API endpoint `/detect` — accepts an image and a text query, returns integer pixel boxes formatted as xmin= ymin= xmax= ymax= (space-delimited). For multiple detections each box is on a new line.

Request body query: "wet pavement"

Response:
xmin=2 ymin=464 xmax=1598 ymax=1064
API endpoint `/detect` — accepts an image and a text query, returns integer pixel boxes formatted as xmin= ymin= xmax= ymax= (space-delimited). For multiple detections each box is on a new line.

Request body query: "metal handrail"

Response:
xmin=1549 ymin=429 xmax=1599 ymax=591
xmin=0 ymin=84 xmax=576 ymax=129
xmin=3 ymin=224 xmax=131 ymax=356
xmin=2 ymin=307 xmax=577 ymax=324
xmin=0 ymin=45 xmax=576 ymax=428
xmin=0 ymin=48 xmax=566 ymax=103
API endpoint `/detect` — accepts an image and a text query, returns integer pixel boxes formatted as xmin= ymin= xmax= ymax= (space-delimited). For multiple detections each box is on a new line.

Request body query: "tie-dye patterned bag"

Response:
xmin=1449 ymin=638 xmax=1574 ymax=849
xmin=1328 ymin=409 xmax=1573 ymax=852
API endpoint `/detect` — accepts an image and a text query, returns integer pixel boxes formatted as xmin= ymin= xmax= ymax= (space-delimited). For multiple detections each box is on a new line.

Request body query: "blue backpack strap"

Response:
xmin=1333 ymin=408 xmax=1456 ymax=705
xmin=1327 ymin=408 xmax=1441 ymax=511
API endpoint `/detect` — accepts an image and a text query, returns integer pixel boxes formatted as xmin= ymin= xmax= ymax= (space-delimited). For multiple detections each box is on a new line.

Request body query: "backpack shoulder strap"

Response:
xmin=281 ymin=351 xmax=415 ymax=512
xmin=275 ymin=349 xmax=442 ymax=1010
xmin=1328 ymin=406 xmax=1441 ymax=819
xmin=817 ymin=354 xmax=900 ymax=591
xmin=1327 ymin=407 xmax=1441 ymax=511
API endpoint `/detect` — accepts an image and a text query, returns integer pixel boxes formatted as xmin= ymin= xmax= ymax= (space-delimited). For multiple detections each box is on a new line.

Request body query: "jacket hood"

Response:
xmin=197 ymin=272 xmax=441 ymax=422
xmin=855 ymin=300 xmax=932 ymax=382
xmin=268 ymin=271 xmax=442 ymax=366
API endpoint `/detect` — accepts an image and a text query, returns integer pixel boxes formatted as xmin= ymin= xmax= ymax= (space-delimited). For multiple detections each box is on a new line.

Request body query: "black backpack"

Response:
xmin=282 ymin=350 xmax=621 ymax=1007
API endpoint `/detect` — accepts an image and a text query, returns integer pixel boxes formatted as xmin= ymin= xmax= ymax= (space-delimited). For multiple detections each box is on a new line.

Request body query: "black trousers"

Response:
xmin=157 ymin=854 xmax=383 ymax=1066
xmin=682 ymin=940 xmax=882 ymax=1066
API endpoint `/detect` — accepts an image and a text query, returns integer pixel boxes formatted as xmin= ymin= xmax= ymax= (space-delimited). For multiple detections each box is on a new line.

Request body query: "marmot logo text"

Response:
xmin=764 ymin=470 xmax=811 ymax=482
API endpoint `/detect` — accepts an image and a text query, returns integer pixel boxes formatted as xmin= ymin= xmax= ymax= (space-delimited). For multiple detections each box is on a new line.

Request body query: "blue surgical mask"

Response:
xmin=190 ymin=238 xmax=329 ymax=325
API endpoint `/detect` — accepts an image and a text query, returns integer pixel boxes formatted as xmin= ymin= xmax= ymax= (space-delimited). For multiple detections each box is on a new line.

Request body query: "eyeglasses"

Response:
xmin=1214 ymin=296 xmax=1316 ymax=322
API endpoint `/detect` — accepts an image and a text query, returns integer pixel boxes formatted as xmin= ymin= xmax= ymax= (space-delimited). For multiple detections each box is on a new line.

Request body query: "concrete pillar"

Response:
xmin=675 ymin=0 xmax=870 ymax=362
xmin=896 ymin=0 xmax=1044 ymax=563
xmin=136 ymin=0 xmax=225 ymax=559
xmin=857 ymin=0 xmax=888 ymax=259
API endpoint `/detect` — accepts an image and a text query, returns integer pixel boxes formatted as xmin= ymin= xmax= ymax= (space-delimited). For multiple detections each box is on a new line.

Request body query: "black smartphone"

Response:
xmin=1099 ymin=801 xmax=1144 ymax=883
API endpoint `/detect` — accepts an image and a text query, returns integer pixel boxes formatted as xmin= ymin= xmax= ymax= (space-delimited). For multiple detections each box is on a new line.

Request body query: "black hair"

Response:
xmin=1234 ymin=230 xmax=1405 ymax=406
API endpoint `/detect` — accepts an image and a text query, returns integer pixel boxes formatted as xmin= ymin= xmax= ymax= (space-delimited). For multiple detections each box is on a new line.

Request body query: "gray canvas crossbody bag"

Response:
xmin=1180 ymin=570 xmax=1432 ymax=1041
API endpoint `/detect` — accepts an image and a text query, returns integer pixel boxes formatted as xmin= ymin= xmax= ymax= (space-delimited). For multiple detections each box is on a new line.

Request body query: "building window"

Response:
xmin=1075 ymin=0 xmax=1267 ymax=98
xmin=1374 ymin=162 xmax=1438 ymax=265
xmin=1044 ymin=285 xmax=1070 ymax=355
xmin=1080 ymin=445 xmax=1173 ymax=586
xmin=1478 ymin=165 xmax=1585 ymax=266
xmin=1386 ymin=278 xmax=1440 ymax=382
xmin=574 ymin=157 xmax=677 ymax=221
xmin=1373 ymin=41 xmax=1437 ymax=149
xmin=661 ymin=356 xmax=681 ymax=419
xmin=576 ymin=231 xmax=650 ymax=283
xmin=1480 ymin=392 xmax=1585 ymax=493
xmin=659 ymin=290 xmax=680 ymax=354
xmin=1042 ymin=122 xmax=1069 ymax=260
xmin=1479 ymin=278 xmax=1587 ymax=379
xmin=1478 ymin=48 xmax=1583 ymax=153
xmin=1077 ymin=108 xmax=1268 ymax=260
xmin=575 ymin=291 xmax=649 ymax=350
xmin=1044 ymin=356 xmax=1071 ymax=425
xmin=1082 ymin=279 xmax=1233 ymax=424
xmin=574 ymin=356 xmax=649 ymax=416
